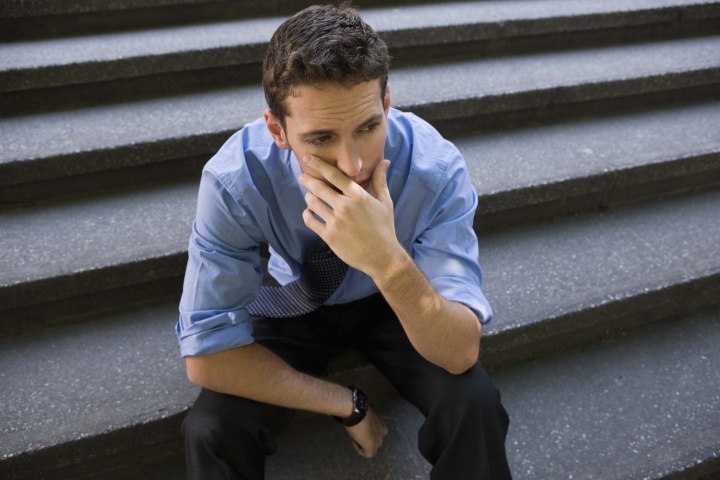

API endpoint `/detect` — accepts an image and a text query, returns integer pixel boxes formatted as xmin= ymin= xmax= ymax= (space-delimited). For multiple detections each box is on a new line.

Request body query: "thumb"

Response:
xmin=371 ymin=159 xmax=391 ymax=201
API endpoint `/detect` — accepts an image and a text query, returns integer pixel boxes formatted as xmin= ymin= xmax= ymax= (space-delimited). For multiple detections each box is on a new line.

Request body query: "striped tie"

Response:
xmin=246 ymin=244 xmax=349 ymax=318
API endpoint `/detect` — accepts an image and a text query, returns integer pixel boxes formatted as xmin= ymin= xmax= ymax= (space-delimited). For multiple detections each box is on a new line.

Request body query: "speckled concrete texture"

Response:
xmin=3 ymin=0 xmax=720 ymax=478
xmin=0 ymin=180 xmax=197 ymax=313
xmin=2 ymin=188 xmax=720 ymax=477
xmin=4 ymin=0 xmax=719 ymax=91
xmin=3 ymin=35 xmax=719 ymax=187
xmin=2 ymin=94 xmax=718 ymax=321
xmin=460 ymin=100 xmax=720 ymax=214
xmin=501 ymin=306 xmax=720 ymax=480
xmin=0 ymin=301 xmax=198 ymax=465
xmin=391 ymin=36 xmax=720 ymax=121
xmin=106 ymin=306 xmax=720 ymax=480
xmin=477 ymin=186 xmax=720 ymax=354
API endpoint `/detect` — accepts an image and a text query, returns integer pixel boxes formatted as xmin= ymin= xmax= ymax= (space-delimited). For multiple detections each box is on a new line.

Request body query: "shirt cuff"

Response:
xmin=176 ymin=310 xmax=255 ymax=357
xmin=431 ymin=276 xmax=494 ymax=325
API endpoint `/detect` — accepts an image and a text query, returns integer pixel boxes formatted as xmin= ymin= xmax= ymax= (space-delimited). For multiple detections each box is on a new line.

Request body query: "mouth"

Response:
xmin=357 ymin=178 xmax=372 ymax=191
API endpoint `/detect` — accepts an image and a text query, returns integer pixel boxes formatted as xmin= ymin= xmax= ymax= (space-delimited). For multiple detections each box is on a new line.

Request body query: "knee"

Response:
xmin=446 ymin=365 xmax=500 ymax=408
xmin=432 ymin=365 xmax=504 ymax=419
xmin=183 ymin=406 xmax=226 ymax=448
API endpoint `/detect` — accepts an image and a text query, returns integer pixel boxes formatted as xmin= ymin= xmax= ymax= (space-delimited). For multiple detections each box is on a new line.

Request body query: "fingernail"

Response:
xmin=302 ymin=155 xmax=311 ymax=164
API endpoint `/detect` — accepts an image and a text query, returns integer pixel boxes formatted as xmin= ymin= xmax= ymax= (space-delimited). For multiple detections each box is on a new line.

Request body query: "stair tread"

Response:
xmin=3 ymin=0 xmax=717 ymax=90
xmin=0 ymin=181 xmax=197 ymax=290
xmin=2 ymin=101 xmax=719 ymax=300
xmin=0 ymin=301 xmax=197 ymax=460
xmin=262 ymin=306 xmax=720 ymax=480
xmin=3 ymin=35 xmax=719 ymax=185
xmin=459 ymin=100 xmax=720 ymax=213
xmin=3 ymin=283 xmax=719 ymax=479
xmin=480 ymin=187 xmax=720 ymax=336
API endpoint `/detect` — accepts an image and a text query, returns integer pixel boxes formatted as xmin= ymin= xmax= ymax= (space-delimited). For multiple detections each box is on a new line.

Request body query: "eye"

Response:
xmin=360 ymin=123 xmax=379 ymax=134
xmin=309 ymin=135 xmax=332 ymax=145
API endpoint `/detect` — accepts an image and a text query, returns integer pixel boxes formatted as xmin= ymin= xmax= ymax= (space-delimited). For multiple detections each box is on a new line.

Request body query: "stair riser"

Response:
xmin=0 ymin=413 xmax=186 ymax=480
xmin=482 ymin=273 xmax=720 ymax=371
xmin=475 ymin=151 xmax=720 ymax=231
xmin=0 ymin=252 xmax=187 ymax=324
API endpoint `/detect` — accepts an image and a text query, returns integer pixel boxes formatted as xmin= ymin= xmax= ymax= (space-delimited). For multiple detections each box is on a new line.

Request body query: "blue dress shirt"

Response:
xmin=177 ymin=108 xmax=492 ymax=357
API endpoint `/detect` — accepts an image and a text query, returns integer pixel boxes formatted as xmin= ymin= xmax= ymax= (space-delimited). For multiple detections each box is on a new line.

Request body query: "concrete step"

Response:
xmin=0 ymin=0 xmax=443 ymax=41
xmin=3 ymin=35 xmax=719 ymax=205
xmin=2 ymin=100 xmax=719 ymax=331
xmin=462 ymin=99 xmax=720 ymax=229
xmin=3 ymin=0 xmax=718 ymax=103
xmin=2 ymin=206 xmax=719 ymax=478
xmin=127 ymin=306 xmax=717 ymax=480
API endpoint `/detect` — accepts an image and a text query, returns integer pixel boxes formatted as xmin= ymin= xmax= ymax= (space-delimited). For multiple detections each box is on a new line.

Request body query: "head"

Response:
xmin=262 ymin=4 xmax=392 ymax=189
xmin=262 ymin=3 xmax=390 ymax=127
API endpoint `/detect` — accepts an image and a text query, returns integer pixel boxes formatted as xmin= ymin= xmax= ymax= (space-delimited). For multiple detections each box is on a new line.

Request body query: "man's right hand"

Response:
xmin=344 ymin=407 xmax=389 ymax=458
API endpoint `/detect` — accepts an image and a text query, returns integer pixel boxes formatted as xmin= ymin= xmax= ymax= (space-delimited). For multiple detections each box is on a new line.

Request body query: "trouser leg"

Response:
xmin=183 ymin=388 xmax=294 ymax=480
xmin=182 ymin=310 xmax=344 ymax=480
xmin=352 ymin=295 xmax=512 ymax=480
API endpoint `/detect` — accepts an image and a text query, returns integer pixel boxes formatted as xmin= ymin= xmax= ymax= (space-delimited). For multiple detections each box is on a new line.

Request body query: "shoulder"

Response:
xmin=203 ymin=117 xmax=290 ymax=200
xmin=386 ymin=108 xmax=467 ymax=193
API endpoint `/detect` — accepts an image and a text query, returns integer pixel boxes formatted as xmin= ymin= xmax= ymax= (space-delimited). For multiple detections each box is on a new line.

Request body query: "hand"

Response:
xmin=298 ymin=155 xmax=403 ymax=278
xmin=344 ymin=407 xmax=389 ymax=458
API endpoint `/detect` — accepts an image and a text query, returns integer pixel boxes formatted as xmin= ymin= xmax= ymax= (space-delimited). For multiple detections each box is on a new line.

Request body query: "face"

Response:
xmin=265 ymin=79 xmax=391 ymax=191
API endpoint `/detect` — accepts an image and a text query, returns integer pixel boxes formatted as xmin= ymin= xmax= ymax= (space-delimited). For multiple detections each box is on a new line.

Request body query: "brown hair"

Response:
xmin=262 ymin=3 xmax=390 ymax=125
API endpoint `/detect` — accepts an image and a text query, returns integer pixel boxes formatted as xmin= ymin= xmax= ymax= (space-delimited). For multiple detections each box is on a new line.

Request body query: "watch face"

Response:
xmin=356 ymin=391 xmax=369 ymax=413
xmin=335 ymin=388 xmax=369 ymax=426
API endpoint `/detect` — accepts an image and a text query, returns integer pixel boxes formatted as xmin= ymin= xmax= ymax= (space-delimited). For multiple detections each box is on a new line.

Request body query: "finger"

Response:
xmin=298 ymin=172 xmax=344 ymax=204
xmin=301 ymin=208 xmax=327 ymax=237
xmin=302 ymin=154 xmax=355 ymax=195
xmin=371 ymin=159 xmax=391 ymax=202
xmin=304 ymin=191 xmax=333 ymax=220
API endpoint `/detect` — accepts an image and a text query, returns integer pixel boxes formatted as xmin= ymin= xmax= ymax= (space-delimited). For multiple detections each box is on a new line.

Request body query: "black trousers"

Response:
xmin=182 ymin=294 xmax=512 ymax=479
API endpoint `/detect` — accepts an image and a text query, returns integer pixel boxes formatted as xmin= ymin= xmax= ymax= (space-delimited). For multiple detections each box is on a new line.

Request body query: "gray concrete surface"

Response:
xmin=109 ymin=306 xmax=720 ymax=480
xmin=4 ymin=0 xmax=718 ymax=91
xmin=2 ymin=1 xmax=719 ymax=479
xmin=2 ymin=188 xmax=719 ymax=476
xmin=3 ymin=35 xmax=719 ymax=186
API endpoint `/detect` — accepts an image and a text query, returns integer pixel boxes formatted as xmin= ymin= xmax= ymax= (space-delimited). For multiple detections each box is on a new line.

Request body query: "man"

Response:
xmin=176 ymin=4 xmax=512 ymax=479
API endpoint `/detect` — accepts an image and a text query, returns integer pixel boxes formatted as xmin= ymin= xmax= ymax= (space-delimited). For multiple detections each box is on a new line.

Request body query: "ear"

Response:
xmin=264 ymin=109 xmax=290 ymax=149
xmin=383 ymin=83 xmax=391 ymax=115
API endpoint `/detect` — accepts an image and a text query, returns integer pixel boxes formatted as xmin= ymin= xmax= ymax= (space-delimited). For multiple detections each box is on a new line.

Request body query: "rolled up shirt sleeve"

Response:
xmin=412 ymin=148 xmax=493 ymax=325
xmin=176 ymin=169 xmax=264 ymax=357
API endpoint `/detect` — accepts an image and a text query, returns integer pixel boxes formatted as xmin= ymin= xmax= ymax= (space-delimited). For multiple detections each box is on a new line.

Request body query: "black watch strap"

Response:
xmin=333 ymin=386 xmax=368 ymax=427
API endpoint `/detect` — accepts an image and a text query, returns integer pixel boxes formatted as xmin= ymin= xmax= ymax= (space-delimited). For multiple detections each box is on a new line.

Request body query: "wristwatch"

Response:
xmin=333 ymin=386 xmax=369 ymax=427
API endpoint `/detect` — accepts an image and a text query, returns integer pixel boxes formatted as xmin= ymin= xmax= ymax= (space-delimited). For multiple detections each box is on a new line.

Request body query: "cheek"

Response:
xmin=364 ymin=132 xmax=387 ymax=165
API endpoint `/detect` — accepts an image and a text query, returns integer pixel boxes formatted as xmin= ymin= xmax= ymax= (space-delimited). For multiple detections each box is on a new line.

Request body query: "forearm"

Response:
xmin=297 ymin=155 xmax=481 ymax=374
xmin=185 ymin=343 xmax=353 ymax=418
xmin=372 ymin=247 xmax=481 ymax=375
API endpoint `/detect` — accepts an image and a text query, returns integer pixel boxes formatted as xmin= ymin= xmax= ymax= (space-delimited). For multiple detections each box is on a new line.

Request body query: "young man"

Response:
xmin=176 ymin=4 xmax=512 ymax=479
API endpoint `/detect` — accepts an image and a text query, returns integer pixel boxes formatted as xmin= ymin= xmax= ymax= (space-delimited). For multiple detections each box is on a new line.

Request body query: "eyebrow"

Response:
xmin=298 ymin=113 xmax=384 ymax=140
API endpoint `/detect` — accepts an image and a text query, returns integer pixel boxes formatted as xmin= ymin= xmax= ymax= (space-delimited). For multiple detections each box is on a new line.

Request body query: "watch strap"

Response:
xmin=333 ymin=386 xmax=368 ymax=427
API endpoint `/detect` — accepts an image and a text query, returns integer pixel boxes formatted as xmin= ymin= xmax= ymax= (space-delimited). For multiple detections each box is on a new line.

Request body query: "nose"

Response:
xmin=335 ymin=140 xmax=362 ymax=178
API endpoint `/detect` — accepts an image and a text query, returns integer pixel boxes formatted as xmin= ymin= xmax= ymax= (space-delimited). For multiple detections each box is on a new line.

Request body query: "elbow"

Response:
xmin=446 ymin=354 xmax=478 ymax=376
xmin=446 ymin=329 xmax=481 ymax=375
xmin=185 ymin=356 xmax=210 ymax=387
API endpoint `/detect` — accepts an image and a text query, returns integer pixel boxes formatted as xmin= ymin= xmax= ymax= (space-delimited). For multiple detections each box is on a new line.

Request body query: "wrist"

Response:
xmin=333 ymin=386 xmax=368 ymax=427
xmin=368 ymin=242 xmax=410 ymax=284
